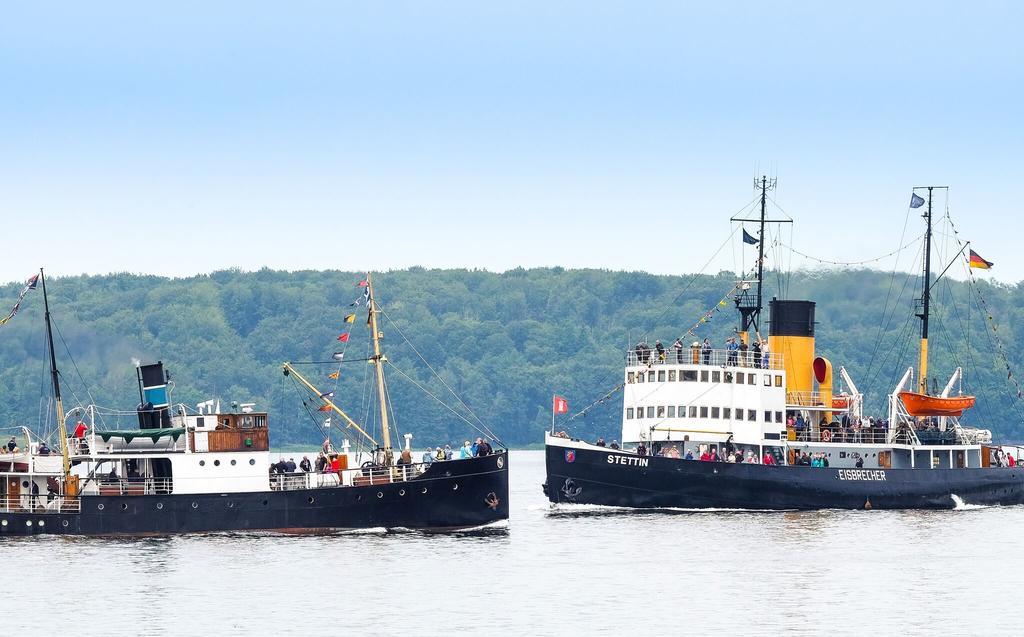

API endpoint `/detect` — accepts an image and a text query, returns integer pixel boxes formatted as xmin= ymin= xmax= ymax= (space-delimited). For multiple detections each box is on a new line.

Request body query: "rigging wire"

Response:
xmin=385 ymin=362 xmax=502 ymax=443
xmin=780 ymin=235 xmax=922 ymax=268
xmin=376 ymin=304 xmax=502 ymax=444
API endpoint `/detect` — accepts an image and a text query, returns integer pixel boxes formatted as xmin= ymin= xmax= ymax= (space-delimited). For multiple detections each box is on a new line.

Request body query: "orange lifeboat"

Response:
xmin=832 ymin=395 xmax=851 ymax=409
xmin=898 ymin=391 xmax=976 ymax=417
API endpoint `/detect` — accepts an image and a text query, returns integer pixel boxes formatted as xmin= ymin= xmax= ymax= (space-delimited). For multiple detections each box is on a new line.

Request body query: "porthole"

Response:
xmin=249 ymin=459 xmax=256 ymax=465
xmin=121 ymin=503 xmax=128 ymax=510
xmin=377 ymin=492 xmax=383 ymax=499
xmin=199 ymin=460 xmax=206 ymax=467
xmin=97 ymin=503 xmax=105 ymax=511
xmin=214 ymin=460 xmax=221 ymax=467
xmin=421 ymin=487 xmax=428 ymax=494
xmin=192 ymin=502 xmax=198 ymax=509
xmin=497 ymin=456 xmax=504 ymax=469
xmin=156 ymin=502 xmax=164 ymax=510
xmin=0 ymin=520 xmax=6 ymax=527
xmin=26 ymin=520 xmax=32 ymax=527
xmin=308 ymin=497 xmax=315 ymax=504
xmin=38 ymin=520 xmax=45 ymax=527
xmin=231 ymin=459 xmax=237 ymax=466
xmin=399 ymin=489 xmax=405 ymax=496
xmin=62 ymin=520 xmax=69 ymax=527
xmin=452 ymin=484 xmax=459 ymax=491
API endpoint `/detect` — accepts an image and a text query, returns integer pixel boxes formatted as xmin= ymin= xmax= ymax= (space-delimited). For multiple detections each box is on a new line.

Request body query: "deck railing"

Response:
xmin=627 ymin=348 xmax=784 ymax=370
xmin=0 ymin=495 xmax=81 ymax=514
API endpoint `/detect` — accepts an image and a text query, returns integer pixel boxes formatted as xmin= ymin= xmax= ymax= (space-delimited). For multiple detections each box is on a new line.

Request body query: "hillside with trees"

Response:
xmin=0 ymin=267 xmax=1021 ymax=447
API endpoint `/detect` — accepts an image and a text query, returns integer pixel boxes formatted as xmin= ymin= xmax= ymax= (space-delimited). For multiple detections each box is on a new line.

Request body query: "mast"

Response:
xmin=732 ymin=176 xmax=789 ymax=343
xmin=366 ymin=273 xmax=393 ymax=464
xmin=914 ymin=186 xmax=946 ymax=394
xmin=281 ymin=362 xmax=379 ymax=446
xmin=40 ymin=269 xmax=71 ymax=477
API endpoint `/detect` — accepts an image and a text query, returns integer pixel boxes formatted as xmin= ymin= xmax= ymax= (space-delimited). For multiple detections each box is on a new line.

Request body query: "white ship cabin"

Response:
xmin=611 ymin=299 xmax=1022 ymax=471
xmin=622 ymin=345 xmax=788 ymax=461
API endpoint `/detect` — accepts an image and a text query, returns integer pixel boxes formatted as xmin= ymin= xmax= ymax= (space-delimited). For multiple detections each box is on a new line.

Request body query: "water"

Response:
xmin=3 ymin=451 xmax=1021 ymax=636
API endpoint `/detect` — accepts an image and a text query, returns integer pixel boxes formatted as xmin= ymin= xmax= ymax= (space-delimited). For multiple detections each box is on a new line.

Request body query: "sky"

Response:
xmin=1 ymin=1 xmax=1021 ymax=285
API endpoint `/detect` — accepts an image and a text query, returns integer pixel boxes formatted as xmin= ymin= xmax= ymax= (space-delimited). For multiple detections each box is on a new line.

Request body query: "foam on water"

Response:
xmin=951 ymin=494 xmax=993 ymax=510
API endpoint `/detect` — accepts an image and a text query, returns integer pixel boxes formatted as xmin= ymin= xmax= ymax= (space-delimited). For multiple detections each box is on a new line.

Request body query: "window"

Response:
xmin=627 ymin=372 xmax=636 ymax=384
xmin=723 ymin=408 xmax=732 ymax=420
xmin=658 ymin=370 xmax=666 ymax=382
xmin=764 ymin=374 xmax=771 ymax=386
xmin=748 ymin=373 xmax=756 ymax=385
xmin=712 ymin=371 xmax=721 ymax=383
xmin=700 ymin=406 xmax=709 ymax=418
xmin=648 ymin=371 xmax=655 ymax=382
xmin=765 ymin=411 xmax=772 ymax=423
xmin=637 ymin=372 xmax=645 ymax=383
xmin=667 ymin=406 xmax=676 ymax=418
xmin=700 ymin=370 xmax=710 ymax=382
xmin=657 ymin=406 xmax=666 ymax=418
xmin=668 ymin=370 xmax=677 ymax=382
xmin=775 ymin=375 xmax=783 ymax=387
xmin=735 ymin=372 xmax=744 ymax=385
xmin=677 ymin=405 xmax=685 ymax=418
xmin=689 ymin=406 xmax=697 ymax=418
xmin=682 ymin=370 xmax=698 ymax=382
xmin=636 ymin=406 xmax=644 ymax=419
xmin=747 ymin=409 xmax=756 ymax=422
xmin=775 ymin=411 xmax=784 ymax=424
xmin=711 ymin=407 xmax=720 ymax=419
xmin=626 ymin=408 xmax=634 ymax=419
xmin=647 ymin=406 xmax=655 ymax=419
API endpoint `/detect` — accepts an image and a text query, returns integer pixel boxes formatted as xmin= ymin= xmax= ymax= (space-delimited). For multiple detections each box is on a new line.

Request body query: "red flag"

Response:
xmin=553 ymin=395 xmax=569 ymax=415
xmin=357 ymin=280 xmax=369 ymax=287
xmin=318 ymin=404 xmax=332 ymax=412
xmin=337 ymin=333 xmax=350 ymax=342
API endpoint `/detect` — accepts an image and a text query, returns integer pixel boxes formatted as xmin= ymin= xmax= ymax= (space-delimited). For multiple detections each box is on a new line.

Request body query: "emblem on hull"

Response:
xmin=565 ymin=450 xmax=576 ymax=463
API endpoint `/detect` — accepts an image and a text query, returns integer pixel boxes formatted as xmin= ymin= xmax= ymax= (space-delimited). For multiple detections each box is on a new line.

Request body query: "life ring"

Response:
xmin=820 ymin=429 xmax=832 ymax=443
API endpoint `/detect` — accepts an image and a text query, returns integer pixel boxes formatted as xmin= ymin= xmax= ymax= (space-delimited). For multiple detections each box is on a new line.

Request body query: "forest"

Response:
xmin=0 ymin=266 xmax=1021 ymax=448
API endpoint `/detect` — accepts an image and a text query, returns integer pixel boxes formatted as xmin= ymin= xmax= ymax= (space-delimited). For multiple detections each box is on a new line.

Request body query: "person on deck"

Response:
xmin=596 ymin=438 xmax=606 ymax=447
xmin=637 ymin=443 xmax=648 ymax=457
xmin=460 ymin=440 xmax=473 ymax=459
xmin=300 ymin=456 xmax=312 ymax=472
xmin=471 ymin=438 xmax=480 ymax=456
xmin=726 ymin=338 xmax=738 ymax=366
xmin=7 ymin=437 xmax=17 ymax=453
xmin=286 ymin=458 xmax=297 ymax=473
xmin=444 ymin=445 xmax=453 ymax=460
xmin=738 ymin=340 xmax=749 ymax=367
xmin=655 ymin=340 xmax=666 ymax=362
xmin=762 ymin=451 xmax=775 ymax=465
xmin=673 ymin=338 xmax=685 ymax=363
xmin=751 ymin=340 xmax=762 ymax=369
xmin=761 ymin=341 xmax=770 ymax=369
xmin=477 ymin=438 xmax=493 ymax=456
xmin=422 ymin=447 xmax=435 ymax=464
xmin=38 ymin=442 xmax=51 ymax=456
xmin=609 ymin=440 xmax=620 ymax=450
xmin=701 ymin=338 xmax=712 ymax=365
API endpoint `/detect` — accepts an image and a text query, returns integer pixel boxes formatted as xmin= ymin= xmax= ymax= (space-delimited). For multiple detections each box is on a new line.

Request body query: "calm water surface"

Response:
xmin=3 ymin=451 xmax=1020 ymax=636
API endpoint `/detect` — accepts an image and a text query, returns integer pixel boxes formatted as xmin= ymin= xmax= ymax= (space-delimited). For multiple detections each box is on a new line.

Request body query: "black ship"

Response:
xmin=544 ymin=181 xmax=1024 ymax=511
xmin=1 ymin=272 xmax=508 ymax=536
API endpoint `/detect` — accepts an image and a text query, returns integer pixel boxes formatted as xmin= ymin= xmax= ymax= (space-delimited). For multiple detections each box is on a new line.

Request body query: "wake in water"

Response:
xmin=546 ymin=502 xmax=789 ymax=517
xmin=950 ymin=494 xmax=994 ymax=510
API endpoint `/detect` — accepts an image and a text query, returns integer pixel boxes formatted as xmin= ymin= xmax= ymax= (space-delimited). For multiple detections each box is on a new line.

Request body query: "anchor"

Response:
xmin=561 ymin=478 xmax=582 ymax=501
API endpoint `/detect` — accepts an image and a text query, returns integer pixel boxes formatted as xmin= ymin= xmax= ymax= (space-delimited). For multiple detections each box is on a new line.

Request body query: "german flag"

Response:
xmin=969 ymin=249 xmax=994 ymax=269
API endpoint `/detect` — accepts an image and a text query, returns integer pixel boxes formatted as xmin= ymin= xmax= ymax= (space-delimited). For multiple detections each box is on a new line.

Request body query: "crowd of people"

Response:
xmin=789 ymin=413 xmax=890 ymax=444
xmin=632 ymin=336 xmax=773 ymax=369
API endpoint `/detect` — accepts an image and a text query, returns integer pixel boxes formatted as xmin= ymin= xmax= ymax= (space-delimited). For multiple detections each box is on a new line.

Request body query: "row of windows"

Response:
xmin=626 ymin=405 xmax=785 ymax=424
xmin=628 ymin=369 xmax=783 ymax=388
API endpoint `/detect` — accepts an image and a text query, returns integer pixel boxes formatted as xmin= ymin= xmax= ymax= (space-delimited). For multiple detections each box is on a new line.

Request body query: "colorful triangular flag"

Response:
xmin=337 ymin=333 xmax=350 ymax=342
xmin=344 ymin=313 xmax=356 ymax=324
xmin=328 ymin=371 xmax=339 ymax=380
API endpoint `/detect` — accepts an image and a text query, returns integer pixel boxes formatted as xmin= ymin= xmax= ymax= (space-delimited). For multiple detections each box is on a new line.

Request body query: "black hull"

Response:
xmin=544 ymin=444 xmax=1024 ymax=510
xmin=1 ymin=454 xmax=508 ymax=537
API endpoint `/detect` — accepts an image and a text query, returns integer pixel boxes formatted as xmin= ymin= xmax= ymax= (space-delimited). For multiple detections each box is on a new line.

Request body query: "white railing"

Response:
xmin=270 ymin=459 xmax=457 ymax=491
xmin=627 ymin=348 xmax=784 ymax=370
xmin=93 ymin=477 xmax=174 ymax=495
xmin=0 ymin=494 xmax=81 ymax=513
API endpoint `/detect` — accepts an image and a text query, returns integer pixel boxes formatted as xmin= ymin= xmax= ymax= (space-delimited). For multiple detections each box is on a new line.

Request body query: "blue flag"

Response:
xmin=742 ymin=229 xmax=759 ymax=245
xmin=910 ymin=193 xmax=925 ymax=208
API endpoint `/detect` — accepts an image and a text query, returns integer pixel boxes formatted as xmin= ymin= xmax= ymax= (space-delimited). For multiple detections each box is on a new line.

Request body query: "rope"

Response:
xmin=780 ymin=235 xmax=921 ymax=267
xmin=385 ymin=362 xmax=503 ymax=444
xmin=376 ymin=304 xmax=502 ymax=445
